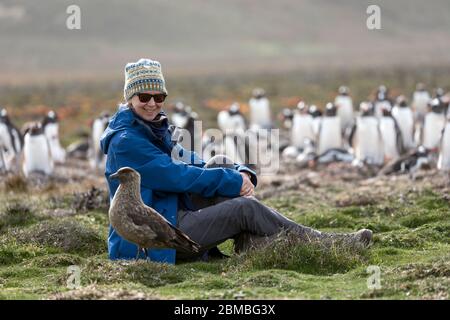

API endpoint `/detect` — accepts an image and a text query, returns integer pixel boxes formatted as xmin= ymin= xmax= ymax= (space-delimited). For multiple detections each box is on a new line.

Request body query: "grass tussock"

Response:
xmin=2 ymin=175 xmax=28 ymax=193
xmin=375 ymin=221 xmax=450 ymax=249
xmin=48 ymin=187 xmax=109 ymax=213
xmin=374 ymin=230 xmax=426 ymax=249
xmin=71 ymin=187 xmax=110 ymax=213
xmin=0 ymin=240 xmax=49 ymax=265
xmin=335 ymin=193 xmax=379 ymax=207
xmin=11 ymin=219 xmax=105 ymax=255
xmin=227 ymin=232 xmax=369 ymax=275
xmin=375 ymin=260 xmax=450 ymax=300
xmin=27 ymin=253 xmax=84 ymax=268
xmin=0 ymin=201 xmax=37 ymax=233
xmin=80 ymin=258 xmax=187 ymax=288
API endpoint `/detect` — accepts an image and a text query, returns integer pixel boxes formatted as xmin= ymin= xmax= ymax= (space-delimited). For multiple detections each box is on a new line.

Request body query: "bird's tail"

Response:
xmin=171 ymin=226 xmax=201 ymax=253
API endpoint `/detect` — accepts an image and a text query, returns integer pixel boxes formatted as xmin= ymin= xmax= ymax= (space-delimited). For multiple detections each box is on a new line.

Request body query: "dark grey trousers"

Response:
xmin=177 ymin=195 xmax=323 ymax=259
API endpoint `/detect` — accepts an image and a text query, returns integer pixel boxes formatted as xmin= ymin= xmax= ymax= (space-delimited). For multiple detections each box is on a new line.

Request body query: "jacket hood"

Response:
xmin=100 ymin=104 xmax=168 ymax=155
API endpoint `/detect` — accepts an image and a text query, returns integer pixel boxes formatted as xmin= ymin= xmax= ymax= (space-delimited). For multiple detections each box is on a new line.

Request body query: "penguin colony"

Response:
xmin=276 ymin=84 xmax=450 ymax=176
xmin=1 ymin=83 xmax=449 ymax=179
xmin=0 ymin=109 xmax=110 ymax=177
xmin=172 ymin=84 xmax=449 ymax=177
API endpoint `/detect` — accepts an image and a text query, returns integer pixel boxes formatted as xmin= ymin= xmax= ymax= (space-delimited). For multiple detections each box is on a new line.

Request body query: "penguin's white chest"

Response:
xmin=23 ymin=134 xmax=54 ymax=177
xmin=318 ymin=117 xmax=342 ymax=154
xmin=379 ymin=117 xmax=399 ymax=160
xmin=438 ymin=123 xmax=450 ymax=170
xmin=291 ymin=114 xmax=315 ymax=148
xmin=92 ymin=119 xmax=107 ymax=147
xmin=217 ymin=110 xmax=230 ymax=132
xmin=249 ymin=98 xmax=271 ymax=128
xmin=91 ymin=118 xmax=108 ymax=169
xmin=216 ymin=113 xmax=247 ymax=164
xmin=45 ymin=123 xmax=66 ymax=163
xmin=423 ymin=113 xmax=446 ymax=150
xmin=392 ymin=107 xmax=415 ymax=149
xmin=335 ymin=96 xmax=354 ymax=129
xmin=413 ymin=92 xmax=430 ymax=115
xmin=355 ymin=117 xmax=384 ymax=165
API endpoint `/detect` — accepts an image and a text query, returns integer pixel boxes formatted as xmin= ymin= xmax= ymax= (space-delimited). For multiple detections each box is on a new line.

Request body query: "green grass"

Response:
xmin=0 ymin=179 xmax=448 ymax=300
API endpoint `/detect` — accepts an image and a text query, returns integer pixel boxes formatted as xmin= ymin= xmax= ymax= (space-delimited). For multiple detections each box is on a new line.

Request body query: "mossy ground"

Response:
xmin=0 ymin=162 xmax=448 ymax=300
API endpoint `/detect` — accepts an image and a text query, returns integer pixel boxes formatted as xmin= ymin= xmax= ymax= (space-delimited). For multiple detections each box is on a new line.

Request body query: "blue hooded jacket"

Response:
xmin=100 ymin=104 xmax=257 ymax=263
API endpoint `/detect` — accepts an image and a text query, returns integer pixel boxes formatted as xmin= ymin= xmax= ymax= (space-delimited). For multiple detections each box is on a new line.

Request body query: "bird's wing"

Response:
xmin=126 ymin=206 xmax=173 ymax=242
xmin=143 ymin=205 xmax=200 ymax=252
xmin=167 ymin=222 xmax=201 ymax=251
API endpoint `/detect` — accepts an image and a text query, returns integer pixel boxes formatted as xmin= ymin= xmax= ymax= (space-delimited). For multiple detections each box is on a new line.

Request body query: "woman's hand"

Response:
xmin=239 ymin=172 xmax=255 ymax=197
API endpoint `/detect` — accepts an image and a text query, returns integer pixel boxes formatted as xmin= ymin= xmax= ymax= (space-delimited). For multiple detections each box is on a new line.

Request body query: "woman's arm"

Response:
xmin=173 ymin=143 xmax=258 ymax=187
xmin=110 ymin=132 xmax=243 ymax=198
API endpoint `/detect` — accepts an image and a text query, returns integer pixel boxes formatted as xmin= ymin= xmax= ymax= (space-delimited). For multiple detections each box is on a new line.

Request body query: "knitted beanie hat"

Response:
xmin=123 ymin=58 xmax=168 ymax=101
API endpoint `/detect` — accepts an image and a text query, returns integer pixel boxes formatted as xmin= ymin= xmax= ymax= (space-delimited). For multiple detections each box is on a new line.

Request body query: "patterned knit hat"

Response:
xmin=123 ymin=58 xmax=168 ymax=101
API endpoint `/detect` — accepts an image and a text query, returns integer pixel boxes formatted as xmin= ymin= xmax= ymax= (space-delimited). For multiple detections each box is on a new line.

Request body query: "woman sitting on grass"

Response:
xmin=100 ymin=58 xmax=373 ymax=264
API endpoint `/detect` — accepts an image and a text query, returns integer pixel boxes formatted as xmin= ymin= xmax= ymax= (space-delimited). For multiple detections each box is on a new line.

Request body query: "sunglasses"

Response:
xmin=137 ymin=93 xmax=167 ymax=103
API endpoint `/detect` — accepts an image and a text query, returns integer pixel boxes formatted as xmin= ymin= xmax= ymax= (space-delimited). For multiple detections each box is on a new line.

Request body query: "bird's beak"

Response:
xmin=109 ymin=172 xmax=119 ymax=180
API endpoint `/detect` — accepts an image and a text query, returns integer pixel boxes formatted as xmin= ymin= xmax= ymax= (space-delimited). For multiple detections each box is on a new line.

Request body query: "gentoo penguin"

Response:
xmin=280 ymin=108 xmax=294 ymax=130
xmin=278 ymin=108 xmax=294 ymax=153
xmin=90 ymin=112 xmax=110 ymax=170
xmin=349 ymin=102 xmax=384 ymax=166
xmin=0 ymin=108 xmax=23 ymax=172
xmin=392 ymin=95 xmax=415 ymax=151
xmin=295 ymin=138 xmax=317 ymax=167
xmin=434 ymin=87 xmax=445 ymax=100
xmin=308 ymin=104 xmax=322 ymax=136
xmin=379 ymin=103 xmax=403 ymax=162
xmin=433 ymin=87 xmax=450 ymax=115
xmin=281 ymin=144 xmax=301 ymax=160
xmin=282 ymin=101 xmax=314 ymax=160
xmin=290 ymin=101 xmax=315 ymax=150
xmin=171 ymin=102 xmax=188 ymax=128
xmin=66 ymin=131 xmax=90 ymax=160
xmin=435 ymin=88 xmax=450 ymax=118
xmin=109 ymin=167 xmax=200 ymax=259
xmin=422 ymin=98 xmax=446 ymax=151
xmin=295 ymin=138 xmax=353 ymax=168
xmin=373 ymin=85 xmax=393 ymax=118
xmin=0 ymin=147 xmax=5 ymax=173
xmin=334 ymin=86 xmax=354 ymax=135
xmin=248 ymin=88 xmax=271 ymax=130
xmin=41 ymin=110 xmax=66 ymax=164
xmin=201 ymin=130 xmax=225 ymax=163
xmin=445 ymin=94 xmax=450 ymax=118
xmin=22 ymin=122 xmax=54 ymax=177
xmin=217 ymin=103 xmax=241 ymax=133
xmin=171 ymin=102 xmax=199 ymax=152
xmin=317 ymin=103 xmax=342 ymax=155
xmin=379 ymin=146 xmax=430 ymax=180
xmin=217 ymin=103 xmax=247 ymax=165
xmin=437 ymin=114 xmax=450 ymax=172
xmin=412 ymin=83 xmax=431 ymax=126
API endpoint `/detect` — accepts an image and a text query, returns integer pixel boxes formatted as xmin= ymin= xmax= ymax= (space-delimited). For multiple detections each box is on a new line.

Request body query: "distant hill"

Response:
xmin=1 ymin=0 xmax=450 ymax=83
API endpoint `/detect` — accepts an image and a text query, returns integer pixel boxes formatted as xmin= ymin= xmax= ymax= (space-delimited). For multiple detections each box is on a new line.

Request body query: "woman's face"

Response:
xmin=129 ymin=91 xmax=165 ymax=121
